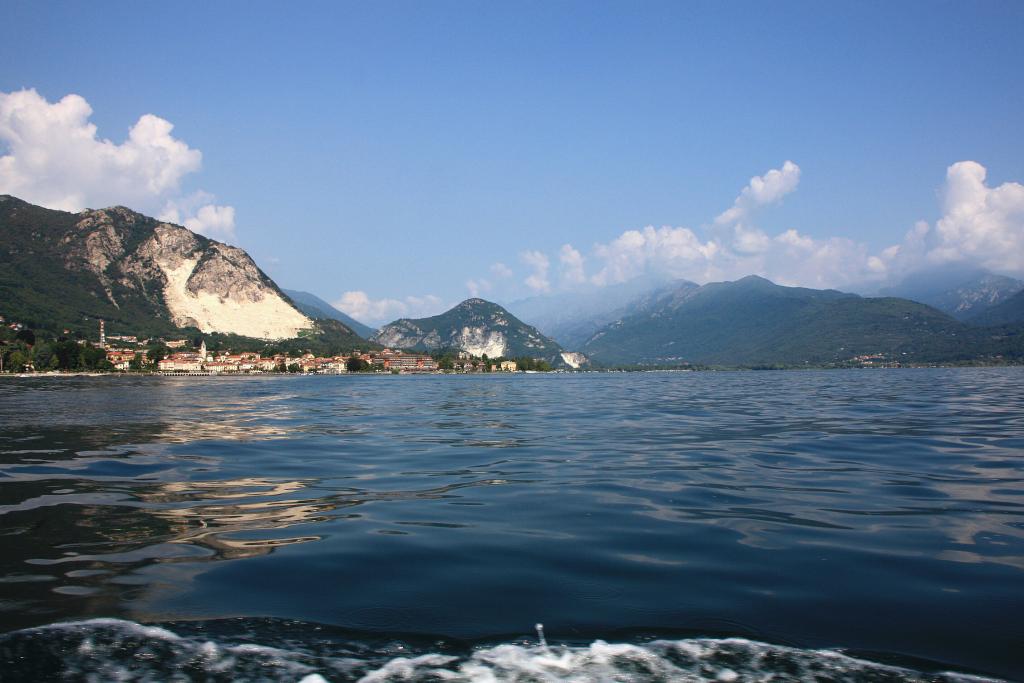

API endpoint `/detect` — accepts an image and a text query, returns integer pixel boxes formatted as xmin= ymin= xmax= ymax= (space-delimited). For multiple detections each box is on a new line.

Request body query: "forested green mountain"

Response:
xmin=0 ymin=195 xmax=365 ymax=350
xmin=582 ymin=276 xmax=1024 ymax=366
xmin=1 ymin=195 xmax=171 ymax=337
xmin=373 ymin=298 xmax=569 ymax=363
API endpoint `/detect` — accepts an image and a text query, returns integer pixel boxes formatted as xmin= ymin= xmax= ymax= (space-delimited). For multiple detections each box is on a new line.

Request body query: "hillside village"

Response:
xmin=152 ymin=341 xmax=444 ymax=374
xmin=0 ymin=311 xmax=976 ymax=374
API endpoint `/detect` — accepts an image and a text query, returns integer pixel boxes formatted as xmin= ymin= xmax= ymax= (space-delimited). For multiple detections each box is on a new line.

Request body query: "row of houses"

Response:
xmin=376 ymin=349 xmax=516 ymax=372
xmin=152 ymin=350 xmax=522 ymax=374
xmin=373 ymin=349 xmax=438 ymax=372
xmin=99 ymin=329 xmax=522 ymax=374
xmin=151 ymin=342 xmax=442 ymax=374
xmin=157 ymin=353 xmax=280 ymax=374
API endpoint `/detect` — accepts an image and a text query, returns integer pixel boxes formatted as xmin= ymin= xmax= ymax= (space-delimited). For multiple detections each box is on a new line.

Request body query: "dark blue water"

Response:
xmin=0 ymin=370 xmax=1021 ymax=680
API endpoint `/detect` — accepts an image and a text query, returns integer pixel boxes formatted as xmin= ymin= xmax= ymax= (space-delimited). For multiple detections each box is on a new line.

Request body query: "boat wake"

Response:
xmin=0 ymin=618 xmax=1002 ymax=682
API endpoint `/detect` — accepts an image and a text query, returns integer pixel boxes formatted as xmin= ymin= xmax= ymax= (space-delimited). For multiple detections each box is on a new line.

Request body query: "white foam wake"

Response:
xmin=0 ymin=618 xmax=1003 ymax=682
xmin=360 ymin=638 xmax=1000 ymax=683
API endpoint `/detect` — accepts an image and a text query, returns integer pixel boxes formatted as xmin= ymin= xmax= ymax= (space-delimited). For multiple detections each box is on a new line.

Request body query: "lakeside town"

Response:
xmin=150 ymin=340 xmax=518 ymax=375
xmin=0 ymin=316 xmax=944 ymax=374
xmin=0 ymin=318 xmax=525 ymax=375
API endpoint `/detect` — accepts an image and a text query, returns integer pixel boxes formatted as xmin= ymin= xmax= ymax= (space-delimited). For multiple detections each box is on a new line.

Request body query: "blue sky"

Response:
xmin=2 ymin=1 xmax=1023 ymax=323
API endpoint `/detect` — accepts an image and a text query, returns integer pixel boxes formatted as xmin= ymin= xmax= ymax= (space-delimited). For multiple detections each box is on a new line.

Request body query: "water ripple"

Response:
xmin=0 ymin=369 xmax=1022 ymax=677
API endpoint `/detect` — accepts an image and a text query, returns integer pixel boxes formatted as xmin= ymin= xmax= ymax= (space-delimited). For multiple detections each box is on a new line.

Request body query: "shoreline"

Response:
xmin=1 ymin=363 xmax=1021 ymax=379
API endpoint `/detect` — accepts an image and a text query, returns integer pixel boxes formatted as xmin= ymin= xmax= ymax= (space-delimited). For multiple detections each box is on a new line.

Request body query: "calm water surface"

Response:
xmin=0 ymin=369 xmax=1021 ymax=680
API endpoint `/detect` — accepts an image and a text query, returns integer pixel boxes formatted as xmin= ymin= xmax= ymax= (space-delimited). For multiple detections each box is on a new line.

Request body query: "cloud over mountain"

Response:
xmin=559 ymin=244 xmax=586 ymax=285
xmin=5 ymin=88 xmax=1021 ymax=306
xmin=715 ymin=160 xmax=801 ymax=227
xmin=0 ymin=88 xmax=236 ymax=242
xmin=535 ymin=160 xmax=1024 ymax=294
xmin=918 ymin=161 xmax=1024 ymax=273
xmin=521 ymin=250 xmax=551 ymax=292
xmin=333 ymin=291 xmax=444 ymax=326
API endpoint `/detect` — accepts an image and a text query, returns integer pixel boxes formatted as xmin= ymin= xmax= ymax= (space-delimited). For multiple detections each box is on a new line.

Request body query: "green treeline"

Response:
xmin=2 ymin=334 xmax=113 ymax=372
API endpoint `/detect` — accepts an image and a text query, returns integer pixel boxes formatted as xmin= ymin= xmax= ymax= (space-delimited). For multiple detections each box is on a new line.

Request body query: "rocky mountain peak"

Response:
xmin=372 ymin=298 xmax=572 ymax=363
xmin=0 ymin=196 xmax=314 ymax=340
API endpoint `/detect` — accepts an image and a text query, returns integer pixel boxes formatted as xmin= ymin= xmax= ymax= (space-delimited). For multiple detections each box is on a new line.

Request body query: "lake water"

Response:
xmin=0 ymin=369 xmax=1021 ymax=681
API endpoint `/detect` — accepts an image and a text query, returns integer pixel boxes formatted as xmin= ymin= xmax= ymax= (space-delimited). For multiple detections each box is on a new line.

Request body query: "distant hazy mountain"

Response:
xmin=881 ymin=266 xmax=1023 ymax=321
xmin=283 ymin=289 xmax=374 ymax=338
xmin=505 ymin=275 xmax=671 ymax=349
xmin=581 ymin=275 xmax=1022 ymax=366
xmin=969 ymin=289 xmax=1024 ymax=327
xmin=373 ymin=298 xmax=573 ymax=363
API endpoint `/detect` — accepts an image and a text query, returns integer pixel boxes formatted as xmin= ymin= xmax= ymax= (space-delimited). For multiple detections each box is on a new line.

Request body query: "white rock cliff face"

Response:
xmin=370 ymin=321 xmax=434 ymax=350
xmin=374 ymin=324 xmax=509 ymax=357
xmin=948 ymin=276 xmax=1023 ymax=315
xmin=456 ymin=326 xmax=508 ymax=357
xmin=373 ymin=321 xmax=509 ymax=356
xmin=559 ymin=351 xmax=588 ymax=369
xmin=147 ymin=227 xmax=311 ymax=339
xmin=66 ymin=208 xmax=312 ymax=339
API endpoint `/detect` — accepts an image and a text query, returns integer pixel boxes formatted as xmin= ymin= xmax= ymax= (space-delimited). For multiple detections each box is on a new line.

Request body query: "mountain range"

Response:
xmin=879 ymin=265 xmax=1024 ymax=322
xmin=3 ymin=194 xmax=1023 ymax=368
xmin=578 ymin=276 xmax=1024 ymax=366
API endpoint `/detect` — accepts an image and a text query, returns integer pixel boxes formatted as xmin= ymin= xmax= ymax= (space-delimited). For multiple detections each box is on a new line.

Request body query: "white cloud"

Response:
xmin=925 ymin=161 xmax=1024 ymax=272
xmin=0 ymin=88 xmax=236 ymax=242
xmin=855 ymin=162 xmax=1024 ymax=281
xmin=160 ymin=192 xmax=237 ymax=242
xmin=762 ymin=234 xmax=873 ymax=289
xmin=559 ymin=244 xmax=586 ymax=284
xmin=185 ymin=205 xmax=236 ymax=243
xmin=462 ymin=263 xmax=511 ymax=301
xmin=333 ymin=291 xmax=444 ymax=326
xmin=521 ymin=250 xmax=551 ymax=292
xmin=490 ymin=262 xmax=514 ymax=279
xmin=585 ymin=221 xmax=880 ymax=290
xmin=732 ymin=225 xmax=772 ymax=254
xmin=715 ymin=160 xmax=801 ymax=225
xmin=745 ymin=160 xmax=801 ymax=204
xmin=591 ymin=225 xmax=720 ymax=286
xmin=542 ymin=159 xmax=1024 ymax=293
xmin=466 ymin=278 xmax=491 ymax=297
xmin=775 ymin=228 xmax=814 ymax=250
xmin=712 ymin=161 xmax=801 ymax=255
